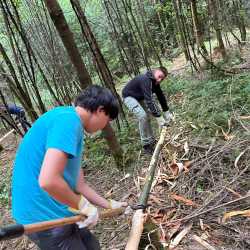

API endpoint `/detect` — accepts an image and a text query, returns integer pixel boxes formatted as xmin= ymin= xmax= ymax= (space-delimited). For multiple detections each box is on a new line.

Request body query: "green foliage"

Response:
xmin=164 ymin=73 xmax=250 ymax=137
xmin=83 ymin=114 xmax=142 ymax=171
xmin=0 ymin=184 xmax=9 ymax=205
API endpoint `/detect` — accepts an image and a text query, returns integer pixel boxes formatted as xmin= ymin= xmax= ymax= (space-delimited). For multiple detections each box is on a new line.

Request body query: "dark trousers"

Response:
xmin=28 ymin=224 xmax=101 ymax=250
xmin=17 ymin=111 xmax=31 ymax=133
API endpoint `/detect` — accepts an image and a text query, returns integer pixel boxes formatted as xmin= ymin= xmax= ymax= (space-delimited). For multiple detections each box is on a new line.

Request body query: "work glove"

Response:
xmin=156 ymin=116 xmax=167 ymax=128
xmin=163 ymin=111 xmax=173 ymax=124
xmin=108 ymin=199 xmax=128 ymax=209
xmin=69 ymin=195 xmax=99 ymax=228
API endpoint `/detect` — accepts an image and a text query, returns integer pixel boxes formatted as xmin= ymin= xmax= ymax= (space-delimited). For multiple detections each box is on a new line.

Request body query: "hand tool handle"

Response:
xmin=0 ymin=207 xmax=125 ymax=241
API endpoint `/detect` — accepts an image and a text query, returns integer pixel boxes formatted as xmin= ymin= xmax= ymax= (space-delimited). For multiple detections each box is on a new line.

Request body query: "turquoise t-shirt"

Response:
xmin=12 ymin=106 xmax=84 ymax=225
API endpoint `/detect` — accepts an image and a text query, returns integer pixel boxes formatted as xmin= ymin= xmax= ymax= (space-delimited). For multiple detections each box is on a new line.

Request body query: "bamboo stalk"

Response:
xmin=125 ymin=127 xmax=167 ymax=250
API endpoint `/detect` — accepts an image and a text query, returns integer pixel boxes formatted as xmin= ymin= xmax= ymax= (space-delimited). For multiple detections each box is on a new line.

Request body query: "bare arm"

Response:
xmin=76 ymin=169 xmax=110 ymax=209
xmin=39 ymin=148 xmax=81 ymax=209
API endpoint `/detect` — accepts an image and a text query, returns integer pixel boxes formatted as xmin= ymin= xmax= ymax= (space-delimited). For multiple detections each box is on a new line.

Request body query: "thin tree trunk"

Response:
xmin=70 ymin=0 xmax=125 ymax=115
xmin=190 ymin=0 xmax=208 ymax=55
xmin=209 ymin=0 xmax=227 ymax=60
xmin=44 ymin=0 xmax=123 ymax=167
xmin=172 ymin=0 xmax=190 ymax=61
xmin=44 ymin=0 xmax=92 ymax=89
xmin=0 ymin=43 xmax=38 ymax=121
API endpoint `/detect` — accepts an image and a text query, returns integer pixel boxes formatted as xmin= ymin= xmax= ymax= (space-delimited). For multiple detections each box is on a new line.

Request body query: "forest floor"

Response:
xmin=0 ymin=43 xmax=250 ymax=250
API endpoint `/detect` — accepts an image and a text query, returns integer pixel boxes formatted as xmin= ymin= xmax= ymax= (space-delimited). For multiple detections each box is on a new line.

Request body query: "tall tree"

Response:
xmin=44 ymin=0 xmax=123 ymax=167
xmin=70 ymin=0 xmax=124 ymax=111
xmin=208 ymin=0 xmax=227 ymax=60
xmin=44 ymin=0 xmax=92 ymax=90
xmin=190 ymin=0 xmax=208 ymax=55
xmin=172 ymin=0 xmax=190 ymax=61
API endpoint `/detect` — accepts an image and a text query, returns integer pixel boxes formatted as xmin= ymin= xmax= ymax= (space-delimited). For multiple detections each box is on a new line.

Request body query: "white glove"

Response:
xmin=69 ymin=195 xmax=99 ymax=228
xmin=156 ymin=116 xmax=167 ymax=128
xmin=163 ymin=111 xmax=173 ymax=123
xmin=108 ymin=199 xmax=128 ymax=209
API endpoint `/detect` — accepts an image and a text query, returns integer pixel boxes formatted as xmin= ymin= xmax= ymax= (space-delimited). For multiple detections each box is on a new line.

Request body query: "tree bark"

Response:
xmin=44 ymin=0 xmax=92 ymax=89
xmin=190 ymin=0 xmax=208 ymax=55
xmin=209 ymin=0 xmax=227 ymax=60
xmin=172 ymin=0 xmax=190 ymax=61
xmin=44 ymin=0 xmax=123 ymax=167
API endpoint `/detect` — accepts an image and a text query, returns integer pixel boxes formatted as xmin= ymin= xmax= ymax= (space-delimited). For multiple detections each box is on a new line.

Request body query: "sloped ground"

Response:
xmin=0 ymin=43 xmax=250 ymax=250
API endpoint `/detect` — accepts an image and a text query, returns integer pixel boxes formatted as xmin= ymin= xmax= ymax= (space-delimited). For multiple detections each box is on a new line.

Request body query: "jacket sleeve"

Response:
xmin=142 ymin=79 xmax=161 ymax=117
xmin=154 ymin=85 xmax=169 ymax=112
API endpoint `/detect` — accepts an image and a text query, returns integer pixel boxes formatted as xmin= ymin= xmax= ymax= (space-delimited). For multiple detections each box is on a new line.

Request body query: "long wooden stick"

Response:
xmin=0 ymin=207 xmax=125 ymax=241
xmin=125 ymin=127 xmax=167 ymax=250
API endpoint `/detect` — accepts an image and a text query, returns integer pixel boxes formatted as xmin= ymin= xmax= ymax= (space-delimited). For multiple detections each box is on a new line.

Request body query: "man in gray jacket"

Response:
xmin=122 ymin=66 xmax=173 ymax=154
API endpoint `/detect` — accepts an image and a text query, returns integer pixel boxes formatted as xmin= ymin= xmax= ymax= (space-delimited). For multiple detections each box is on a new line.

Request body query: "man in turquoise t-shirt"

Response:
xmin=12 ymin=85 xmax=127 ymax=250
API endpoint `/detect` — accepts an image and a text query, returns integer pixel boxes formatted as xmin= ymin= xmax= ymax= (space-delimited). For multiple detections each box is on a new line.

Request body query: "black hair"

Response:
xmin=74 ymin=85 xmax=119 ymax=120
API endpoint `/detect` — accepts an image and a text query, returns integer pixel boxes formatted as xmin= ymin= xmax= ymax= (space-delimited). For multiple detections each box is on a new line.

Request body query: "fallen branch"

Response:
xmin=168 ymin=194 xmax=250 ymax=224
xmin=125 ymin=127 xmax=168 ymax=250
xmin=169 ymin=222 xmax=193 ymax=249
xmin=191 ymin=234 xmax=216 ymax=250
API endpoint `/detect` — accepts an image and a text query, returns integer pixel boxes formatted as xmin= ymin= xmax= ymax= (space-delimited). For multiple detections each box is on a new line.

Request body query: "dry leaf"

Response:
xmin=170 ymin=193 xmax=198 ymax=207
xmin=119 ymin=173 xmax=131 ymax=182
xmin=169 ymin=222 xmax=193 ymax=249
xmin=191 ymin=234 xmax=216 ymax=250
xmin=184 ymin=141 xmax=189 ymax=154
xmin=240 ymin=115 xmax=250 ymax=120
xmin=190 ymin=123 xmax=198 ymax=129
xmin=104 ymin=188 xmax=114 ymax=198
xmin=169 ymin=162 xmax=184 ymax=176
xmin=234 ymin=149 xmax=248 ymax=170
xmin=222 ymin=209 xmax=250 ymax=223
xmin=221 ymin=128 xmax=235 ymax=141
xmin=183 ymin=160 xmax=192 ymax=172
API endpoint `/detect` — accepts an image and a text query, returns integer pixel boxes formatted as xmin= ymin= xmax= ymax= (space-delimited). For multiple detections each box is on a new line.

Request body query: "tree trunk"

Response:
xmin=233 ymin=0 xmax=247 ymax=42
xmin=172 ymin=0 xmax=190 ymax=61
xmin=190 ymin=0 xmax=208 ymax=55
xmin=209 ymin=0 xmax=227 ymax=60
xmin=70 ymin=0 xmax=125 ymax=118
xmin=44 ymin=0 xmax=92 ymax=89
xmin=0 ymin=43 xmax=38 ymax=121
xmin=44 ymin=0 xmax=123 ymax=167
xmin=102 ymin=123 xmax=124 ymax=168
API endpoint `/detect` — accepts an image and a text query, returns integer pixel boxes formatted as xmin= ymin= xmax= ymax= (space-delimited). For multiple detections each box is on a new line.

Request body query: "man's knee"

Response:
xmin=137 ymin=110 xmax=148 ymax=121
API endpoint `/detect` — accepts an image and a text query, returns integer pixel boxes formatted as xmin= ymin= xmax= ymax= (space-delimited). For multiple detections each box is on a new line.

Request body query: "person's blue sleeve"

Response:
xmin=46 ymin=114 xmax=82 ymax=158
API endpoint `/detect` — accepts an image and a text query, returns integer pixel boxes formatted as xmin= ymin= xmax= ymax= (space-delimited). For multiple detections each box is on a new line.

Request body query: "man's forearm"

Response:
xmin=41 ymin=175 xmax=80 ymax=209
xmin=76 ymin=181 xmax=110 ymax=209
xmin=76 ymin=170 xmax=110 ymax=208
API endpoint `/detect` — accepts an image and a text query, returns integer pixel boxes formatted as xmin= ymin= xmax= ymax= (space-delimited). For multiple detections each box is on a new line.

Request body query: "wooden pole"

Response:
xmin=0 ymin=207 xmax=125 ymax=241
xmin=125 ymin=127 xmax=167 ymax=250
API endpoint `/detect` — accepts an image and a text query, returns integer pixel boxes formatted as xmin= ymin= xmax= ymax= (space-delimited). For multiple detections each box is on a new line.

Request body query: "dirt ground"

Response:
xmin=0 ymin=43 xmax=250 ymax=250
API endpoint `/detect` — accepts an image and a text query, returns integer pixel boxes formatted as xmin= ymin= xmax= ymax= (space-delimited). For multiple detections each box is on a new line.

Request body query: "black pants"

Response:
xmin=17 ymin=111 xmax=31 ymax=133
xmin=28 ymin=224 xmax=101 ymax=250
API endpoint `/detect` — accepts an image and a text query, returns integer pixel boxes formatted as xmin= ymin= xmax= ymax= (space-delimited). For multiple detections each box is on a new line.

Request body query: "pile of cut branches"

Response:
xmin=141 ymin=126 xmax=250 ymax=249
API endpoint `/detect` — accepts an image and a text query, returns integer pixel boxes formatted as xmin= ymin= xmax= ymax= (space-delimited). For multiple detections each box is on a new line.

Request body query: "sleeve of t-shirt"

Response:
xmin=46 ymin=113 xmax=82 ymax=158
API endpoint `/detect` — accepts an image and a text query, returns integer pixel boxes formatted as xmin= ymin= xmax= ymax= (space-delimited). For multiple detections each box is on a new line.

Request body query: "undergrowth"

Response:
xmin=164 ymin=72 xmax=250 ymax=138
xmin=83 ymin=71 xmax=250 ymax=171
